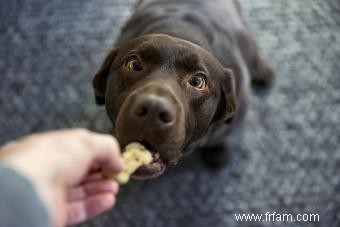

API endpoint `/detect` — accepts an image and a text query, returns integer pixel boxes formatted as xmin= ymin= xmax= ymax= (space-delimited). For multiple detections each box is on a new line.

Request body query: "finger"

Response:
xmin=66 ymin=193 xmax=116 ymax=225
xmin=89 ymin=162 xmax=101 ymax=172
xmin=68 ymin=180 xmax=119 ymax=201
xmin=82 ymin=172 xmax=104 ymax=183
xmin=86 ymin=133 xmax=124 ymax=173
xmin=56 ymin=129 xmax=123 ymax=173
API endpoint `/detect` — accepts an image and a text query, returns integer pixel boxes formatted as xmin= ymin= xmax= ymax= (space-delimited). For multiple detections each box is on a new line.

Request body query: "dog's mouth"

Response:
xmin=130 ymin=140 xmax=167 ymax=179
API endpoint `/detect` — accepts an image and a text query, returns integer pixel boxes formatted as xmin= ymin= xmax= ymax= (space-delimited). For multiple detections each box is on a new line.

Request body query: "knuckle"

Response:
xmin=74 ymin=129 xmax=93 ymax=141
xmin=101 ymin=135 xmax=121 ymax=155
xmin=72 ymin=129 xmax=94 ymax=149
xmin=107 ymin=136 xmax=120 ymax=152
xmin=74 ymin=128 xmax=91 ymax=136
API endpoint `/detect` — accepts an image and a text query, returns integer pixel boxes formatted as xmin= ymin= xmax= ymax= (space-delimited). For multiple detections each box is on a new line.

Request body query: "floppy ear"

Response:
xmin=220 ymin=68 xmax=236 ymax=123
xmin=92 ymin=49 xmax=117 ymax=105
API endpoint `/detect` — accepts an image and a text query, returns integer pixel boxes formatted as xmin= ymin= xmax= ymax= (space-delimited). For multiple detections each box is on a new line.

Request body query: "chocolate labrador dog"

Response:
xmin=92 ymin=0 xmax=273 ymax=179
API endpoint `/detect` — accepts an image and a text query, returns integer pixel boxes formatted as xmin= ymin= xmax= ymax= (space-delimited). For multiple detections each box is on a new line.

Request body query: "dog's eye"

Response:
xmin=189 ymin=73 xmax=207 ymax=89
xmin=125 ymin=56 xmax=143 ymax=71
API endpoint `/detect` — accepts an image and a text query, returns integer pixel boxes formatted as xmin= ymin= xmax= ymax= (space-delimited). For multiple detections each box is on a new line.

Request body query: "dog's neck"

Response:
xmin=142 ymin=18 xmax=214 ymax=53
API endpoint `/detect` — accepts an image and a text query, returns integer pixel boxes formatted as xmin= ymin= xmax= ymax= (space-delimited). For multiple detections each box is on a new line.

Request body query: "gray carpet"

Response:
xmin=1 ymin=0 xmax=340 ymax=226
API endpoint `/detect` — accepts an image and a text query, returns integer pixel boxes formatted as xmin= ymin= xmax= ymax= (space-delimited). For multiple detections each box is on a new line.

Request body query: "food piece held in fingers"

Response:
xmin=104 ymin=142 xmax=152 ymax=184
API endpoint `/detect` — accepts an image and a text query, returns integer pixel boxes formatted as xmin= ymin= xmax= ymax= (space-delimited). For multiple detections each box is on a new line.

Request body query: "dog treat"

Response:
xmin=103 ymin=142 xmax=152 ymax=184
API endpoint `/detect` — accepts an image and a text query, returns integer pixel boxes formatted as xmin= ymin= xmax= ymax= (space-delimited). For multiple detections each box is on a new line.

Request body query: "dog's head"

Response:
xmin=93 ymin=34 xmax=236 ymax=178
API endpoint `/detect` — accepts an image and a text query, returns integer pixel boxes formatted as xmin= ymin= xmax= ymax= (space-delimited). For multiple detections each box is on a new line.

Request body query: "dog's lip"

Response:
xmin=131 ymin=140 xmax=167 ymax=177
xmin=133 ymin=157 xmax=166 ymax=177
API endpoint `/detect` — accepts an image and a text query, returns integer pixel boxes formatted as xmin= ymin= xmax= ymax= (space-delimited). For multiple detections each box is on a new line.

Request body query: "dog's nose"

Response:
xmin=132 ymin=95 xmax=175 ymax=129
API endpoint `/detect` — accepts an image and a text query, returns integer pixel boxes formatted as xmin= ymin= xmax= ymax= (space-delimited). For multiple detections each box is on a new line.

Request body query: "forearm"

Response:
xmin=0 ymin=163 xmax=51 ymax=227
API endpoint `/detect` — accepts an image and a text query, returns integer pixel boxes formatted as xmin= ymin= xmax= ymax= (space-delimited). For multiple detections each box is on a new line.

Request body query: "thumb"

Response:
xmin=87 ymin=133 xmax=124 ymax=173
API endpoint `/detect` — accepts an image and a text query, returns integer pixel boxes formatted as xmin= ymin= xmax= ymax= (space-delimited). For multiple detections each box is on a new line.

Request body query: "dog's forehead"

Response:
xmin=118 ymin=34 xmax=224 ymax=75
xmin=141 ymin=35 xmax=221 ymax=66
xmin=140 ymin=36 xmax=200 ymax=56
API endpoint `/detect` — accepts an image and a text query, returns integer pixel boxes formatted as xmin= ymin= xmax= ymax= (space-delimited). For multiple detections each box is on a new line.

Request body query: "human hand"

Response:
xmin=0 ymin=129 xmax=123 ymax=227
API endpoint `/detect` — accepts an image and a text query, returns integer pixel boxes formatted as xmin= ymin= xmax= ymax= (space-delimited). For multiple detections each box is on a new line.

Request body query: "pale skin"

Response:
xmin=0 ymin=129 xmax=124 ymax=227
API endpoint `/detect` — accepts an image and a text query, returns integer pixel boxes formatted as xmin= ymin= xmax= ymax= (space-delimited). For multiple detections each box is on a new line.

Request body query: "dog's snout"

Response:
xmin=132 ymin=95 xmax=175 ymax=129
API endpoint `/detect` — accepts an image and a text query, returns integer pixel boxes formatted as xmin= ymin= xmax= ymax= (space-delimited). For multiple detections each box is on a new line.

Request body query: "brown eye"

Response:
xmin=189 ymin=73 xmax=207 ymax=89
xmin=125 ymin=56 xmax=143 ymax=71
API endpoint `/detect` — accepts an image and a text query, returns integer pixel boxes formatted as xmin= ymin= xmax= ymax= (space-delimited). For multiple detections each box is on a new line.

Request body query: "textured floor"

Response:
xmin=1 ymin=0 xmax=340 ymax=227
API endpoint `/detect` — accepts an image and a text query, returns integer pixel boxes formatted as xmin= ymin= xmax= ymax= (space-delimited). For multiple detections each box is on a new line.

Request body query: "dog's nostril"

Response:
xmin=135 ymin=106 xmax=148 ymax=117
xmin=159 ymin=111 xmax=173 ymax=123
xmin=132 ymin=95 xmax=175 ymax=128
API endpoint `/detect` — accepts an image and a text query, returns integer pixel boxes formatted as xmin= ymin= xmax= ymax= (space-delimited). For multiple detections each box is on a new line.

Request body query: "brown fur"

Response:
xmin=93 ymin=0 xmax=274 ymax=177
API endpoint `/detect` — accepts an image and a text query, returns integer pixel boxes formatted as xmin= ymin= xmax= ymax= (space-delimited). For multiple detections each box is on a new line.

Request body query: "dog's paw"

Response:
xmin=201 ymin=144 xmax=230 ymax=168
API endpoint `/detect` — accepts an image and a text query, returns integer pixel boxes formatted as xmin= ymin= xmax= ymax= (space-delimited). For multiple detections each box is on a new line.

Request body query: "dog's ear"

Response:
xmin=92 ymin=49 xmax=117 ymax=105
xmin=220 ymin=68 xmax=236 ymax=123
